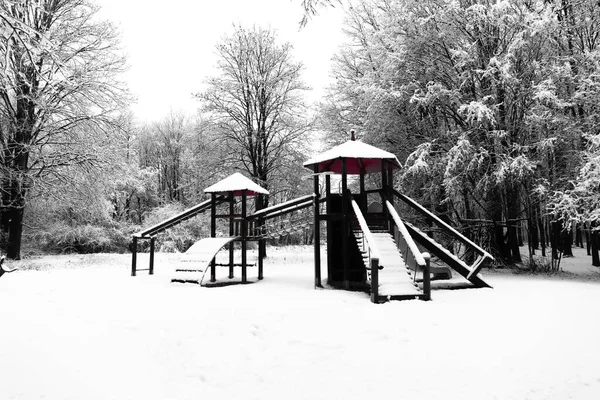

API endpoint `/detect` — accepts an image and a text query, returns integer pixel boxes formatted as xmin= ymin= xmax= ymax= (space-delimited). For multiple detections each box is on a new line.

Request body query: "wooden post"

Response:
xmin=210 ymin=193 xmax=216 ymax=283
xmin=341 ymin=158 xmax=349 ymax=289
xmin=381 ymin=160 xmax=389 ymax=230
xmin=241 ymin=190 xmax=248 ymax=283
xmin=229 ymin=192 xmax=234 ymax=279
xmin=387 ymin=162 xmax=394 ymax=199
xmin=388 ymin=162 xmax=394 ymax=233
xmin=313 ymin=168 xmax=322 ymax=288
xmin=423 ymin=252 xmax=431 ymax=301
xmin=592 ymin=229 xmax=600 ymax=267
xmin=149 ymin=237 xmax=155 ymax=275
xmin=370 ymin=258 xmax=379 ymax=303
xmin=258 ymin=214 xmax=264 ymax=280
xmin=131 ymin=236 xmax=138 ymax=276
xmin=325 ymin=174 xmax=332 ymax=284
xmin=258 ymin=238 xmax=264 ymax=280
xmin=359 ymin=168 xmax=366 ymax=212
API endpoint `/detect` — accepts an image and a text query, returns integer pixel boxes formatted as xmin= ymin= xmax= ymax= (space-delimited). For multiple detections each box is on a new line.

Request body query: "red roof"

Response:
xmin=303 ymin=140 xmax=401 ymax=174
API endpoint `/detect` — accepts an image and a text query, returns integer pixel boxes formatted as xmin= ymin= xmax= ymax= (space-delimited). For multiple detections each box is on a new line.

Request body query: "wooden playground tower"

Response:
xmin=131 ymin=135 xmax=494 ymax=303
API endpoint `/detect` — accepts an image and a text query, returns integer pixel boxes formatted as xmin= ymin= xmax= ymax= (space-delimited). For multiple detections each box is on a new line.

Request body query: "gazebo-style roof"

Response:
xmin=204 ymin=172 xmax=269 ymax=196
xmin=303 ymin=139 xmax=402 ymax=174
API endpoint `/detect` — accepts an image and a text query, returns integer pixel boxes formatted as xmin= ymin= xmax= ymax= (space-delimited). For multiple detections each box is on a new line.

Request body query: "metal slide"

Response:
xmin=171 ymin=237 xmax=240 ymax=285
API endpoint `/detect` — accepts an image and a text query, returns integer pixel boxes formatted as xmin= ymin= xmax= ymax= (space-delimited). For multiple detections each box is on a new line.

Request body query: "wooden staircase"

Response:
xmin=353 ymin=218 xmax=425 ymax=301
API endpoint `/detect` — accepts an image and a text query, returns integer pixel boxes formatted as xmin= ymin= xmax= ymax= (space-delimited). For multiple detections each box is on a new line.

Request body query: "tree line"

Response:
xmin=1 ymin=1 xmax=311 ymax=259
xmin=2 ymin=0 xmax=599 ymax=268
xmin=318 ymin=0 xmax=600 ymax=266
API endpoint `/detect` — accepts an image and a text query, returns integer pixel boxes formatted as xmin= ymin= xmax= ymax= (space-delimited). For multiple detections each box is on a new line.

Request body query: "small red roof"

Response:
xmin=204 ymin=173 xmax=269 ymax=196
xmin=303 ymin=140 xmax=402 ymax=174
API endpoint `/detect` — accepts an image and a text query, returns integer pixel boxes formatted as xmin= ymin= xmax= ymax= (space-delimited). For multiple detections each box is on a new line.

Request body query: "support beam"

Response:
xmin=381 ymin=160 xmax=389 ymax=226
xmin=131 ymin=236 xmax=138 ymax=276
xmin=229 ymin=192 xmax=234 ymax=279
xmin=313 ymin=167 xmax=322 ymax=288
xmin=342 ymin=158 xmax=349 ymax=289
xmin=241 ymin=190 xmax=248 ymax=283
xmin=360 ymin=169 xmax=366 ymax=212
xmin=210 ymin=193 xmax=216 ymax=283
xmin=325 ymin=174 xmax=332 ymax=285
xmin=387 ymin=161 xmax=394 ymax=233
xmin=149 ymin=237 xmax=155 ymax=275
xmin=258 ymin=214 xmax=264 ymax=280
xmin=258 ymin=242 xmax=264 ymax=280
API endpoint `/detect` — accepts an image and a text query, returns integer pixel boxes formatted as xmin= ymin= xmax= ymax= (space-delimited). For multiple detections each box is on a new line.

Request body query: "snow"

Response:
xmin=204 ymin=172 xmax=269 ymax=196
xmin=1 ymin=247 xmax=600 ymax=400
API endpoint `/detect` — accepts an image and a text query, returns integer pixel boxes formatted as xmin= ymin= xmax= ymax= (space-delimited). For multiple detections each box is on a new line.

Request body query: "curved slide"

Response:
xmin=171 ymin=237 xmax=239 ymax=285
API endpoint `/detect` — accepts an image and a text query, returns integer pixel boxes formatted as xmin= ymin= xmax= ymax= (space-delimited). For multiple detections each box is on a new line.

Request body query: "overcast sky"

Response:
xmin=97 ymin=0 xmax=346 ymax=123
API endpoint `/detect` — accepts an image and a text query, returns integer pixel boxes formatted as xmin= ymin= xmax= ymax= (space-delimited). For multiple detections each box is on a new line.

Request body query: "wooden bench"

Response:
xmin=0 ymin=256 xmax=18 ymax=278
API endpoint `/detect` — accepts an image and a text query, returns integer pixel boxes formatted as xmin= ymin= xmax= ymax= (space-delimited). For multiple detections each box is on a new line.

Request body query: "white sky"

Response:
xmin=97 ymin=0 xmax=346 ymax=123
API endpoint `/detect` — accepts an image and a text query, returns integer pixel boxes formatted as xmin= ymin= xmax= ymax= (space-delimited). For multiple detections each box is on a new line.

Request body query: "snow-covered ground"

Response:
xmin=1 ymin=246 xmax=599 ymax=400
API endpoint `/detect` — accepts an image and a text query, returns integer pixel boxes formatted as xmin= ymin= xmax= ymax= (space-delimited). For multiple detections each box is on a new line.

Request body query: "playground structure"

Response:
xmin=131 ymin=136 xmax=493 ymax=303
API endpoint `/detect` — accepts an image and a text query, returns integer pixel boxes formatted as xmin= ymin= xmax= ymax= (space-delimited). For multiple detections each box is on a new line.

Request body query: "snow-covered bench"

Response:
xmin=0 ymin=256 xmax=18 ymax=279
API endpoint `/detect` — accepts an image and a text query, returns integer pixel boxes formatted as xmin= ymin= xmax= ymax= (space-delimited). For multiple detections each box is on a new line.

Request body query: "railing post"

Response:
xmin=149 ymin=237 xmax=155 ymax=275
xmin=371 ymin=258 xmax=379 ymax=303
xmin=258 ymin=216 xmax=264 ymax=280
xmin=131 ymin=236 xmax=138 ymax=276
xmin=423 ymin=252 xmax=431 ymax=301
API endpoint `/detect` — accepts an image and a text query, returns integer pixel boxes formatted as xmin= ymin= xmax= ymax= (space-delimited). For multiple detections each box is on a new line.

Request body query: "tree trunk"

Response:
xmin=575 ymin=223 xmax=583 ymax=248
xmin=0 ymin=182 xmax=26 ymax=260
xmin=585 ymin=222 xmax=591 ymax=256
xmin=591 ymin=229 xmax=600 ymax=267
xmin=4 ymin=206 xmax=24 ymax=260
xmin=538 ymin=217 xmax=546 ymax=257
xmin=550 ymin=220 xmax=561 ymax=260
xmin=506 ymin=187 xmax=521 ymax=263
xmin=561 ymin=224 xmax=573 ymax=257
xmin=517 ymin=220 xmax=524 ymax=247
xmin=528 ymin=217 xmax=536 ymax=257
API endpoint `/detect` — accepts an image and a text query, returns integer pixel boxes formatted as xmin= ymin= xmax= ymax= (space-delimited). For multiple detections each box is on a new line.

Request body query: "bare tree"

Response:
xmin=300 ymin=0 xmax=342 ymax=26
xmin=0 ymin=0 xmax=127 ymax=259
xmin=197 ymin=25 xmax=310 ymax=212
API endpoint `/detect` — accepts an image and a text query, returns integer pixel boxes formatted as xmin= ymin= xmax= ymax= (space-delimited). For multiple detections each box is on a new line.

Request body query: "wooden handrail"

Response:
xmin=351 ymin=200 xmax=381 ymax=262
xmin=386 ymin=201 xmax=426 ymax=268
xmin=247 ymin=194 xmax=315 ymax=220
xmin=386 ymin=201 xmax=431 ymax=301
xmin=135 ymin=196 xmax=226 ymax=238
xmin=392 ymin=189 xmax=493 ymax=260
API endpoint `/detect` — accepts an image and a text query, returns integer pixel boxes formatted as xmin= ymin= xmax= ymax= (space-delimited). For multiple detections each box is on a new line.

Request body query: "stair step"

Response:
xmin=172 ymin=268 xmax=205 ymax=285
xmin=171 ymin=278 xmax=201 ymax=284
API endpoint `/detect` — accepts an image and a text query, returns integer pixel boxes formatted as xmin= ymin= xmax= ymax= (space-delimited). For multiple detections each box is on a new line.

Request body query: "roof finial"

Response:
xmin=350 ymin=129 xmax=356 ymax=141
